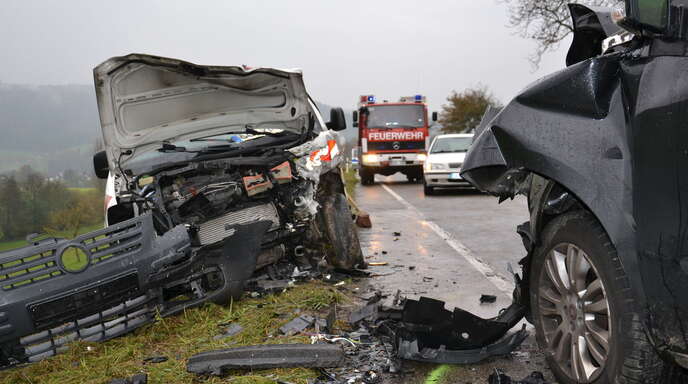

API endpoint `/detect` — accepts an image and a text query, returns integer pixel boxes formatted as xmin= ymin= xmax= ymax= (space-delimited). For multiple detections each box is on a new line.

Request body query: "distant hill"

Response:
xmin=0 ymin=83 xmax=358 ymax=176
xmin=0 ymin=83 xmax=101 ymax=175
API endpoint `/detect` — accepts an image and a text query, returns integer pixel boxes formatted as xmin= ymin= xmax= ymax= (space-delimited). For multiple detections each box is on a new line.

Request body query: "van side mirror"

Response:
xmin=326 ymin=107 xmax=347 ymax=131
xmin=93 ymin=151 xmax=110 ymax=179
xmin=432 ymin=112 xmax=439 ymax=122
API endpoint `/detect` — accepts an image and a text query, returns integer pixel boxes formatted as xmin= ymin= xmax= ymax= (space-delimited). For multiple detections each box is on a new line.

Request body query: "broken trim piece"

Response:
xmin=397 ymin=325 xmax=529 ymax=364
xmin=186 ymin=344 xmax=345 ymax=376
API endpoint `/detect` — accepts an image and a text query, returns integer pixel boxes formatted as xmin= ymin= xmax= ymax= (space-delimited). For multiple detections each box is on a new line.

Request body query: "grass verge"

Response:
xmin=342 ymin=167 xmax=359 ymax=199
xmin=0 ymin=282 xmax=347 ymax=384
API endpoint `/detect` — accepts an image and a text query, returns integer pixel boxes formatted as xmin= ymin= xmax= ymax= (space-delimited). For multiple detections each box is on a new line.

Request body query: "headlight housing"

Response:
xmin=417 ymin=154 xmax=427 ymax=162
xmin=430 ymin=163 xmax=446 ymax=170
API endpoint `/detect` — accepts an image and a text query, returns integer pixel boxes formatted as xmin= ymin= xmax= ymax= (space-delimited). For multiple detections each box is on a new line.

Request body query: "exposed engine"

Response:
xmin=134 ymin=157 xmax=317 ymax=248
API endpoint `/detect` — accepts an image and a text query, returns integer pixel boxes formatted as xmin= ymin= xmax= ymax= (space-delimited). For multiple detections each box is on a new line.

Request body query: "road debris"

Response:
xmin=107 ymin=373 xmax=148 ymax=384
xmin=368 ymin=262 xmax=388 ymax=266
xmin=488 ymin=369 xmax=549 ymax=384
xmin=213 ymin=323 xmax=244 ymax=340
xmin=280 ymin=315 xmax=316 ymax=335
xmin=142 ymin=356 xmax=168 ymax=364
xmin=393 ymin=232 xmax=401 ymax=237
xmin=480 ymin=294 xmax=498 ymax=304
xmin=355 ymin=212 xmax=373 ymax=228
xmin=186 ymin=344 xmax=345 ymax=376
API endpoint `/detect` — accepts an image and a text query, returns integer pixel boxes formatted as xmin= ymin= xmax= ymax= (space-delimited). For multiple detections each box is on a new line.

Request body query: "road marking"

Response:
xmin=380 ymin=183 xmax=515 ymax=296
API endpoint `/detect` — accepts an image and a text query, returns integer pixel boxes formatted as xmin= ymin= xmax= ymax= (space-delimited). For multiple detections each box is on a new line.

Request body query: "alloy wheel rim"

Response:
xmin=538 ymin=243 xmax=611 ymax=383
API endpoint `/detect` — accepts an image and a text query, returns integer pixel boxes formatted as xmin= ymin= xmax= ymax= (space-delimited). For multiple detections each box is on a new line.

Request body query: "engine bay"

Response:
xmin=128 ymin=156 xmax=318 ymax=249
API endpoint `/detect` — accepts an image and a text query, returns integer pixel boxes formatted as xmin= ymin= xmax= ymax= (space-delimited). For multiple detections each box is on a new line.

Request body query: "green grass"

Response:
xmin=343 ymin=167 xmax=359 ymax=199
xmin=0 ymin=282 xmax=348 ymax=384
xmin=0 ymin=223 xmax=104 ymax=253
xmin=66 ymin=187 xmax=97 ymax=194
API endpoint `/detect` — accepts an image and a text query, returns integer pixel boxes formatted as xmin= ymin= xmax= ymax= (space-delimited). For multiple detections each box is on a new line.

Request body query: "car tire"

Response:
xmin=423 ymin=183 xmax=434 ymax=196
xmin=319 ymin=192 xmax=366 ymax=269
xmin=530 ymin=211 xmax=663 ymax=384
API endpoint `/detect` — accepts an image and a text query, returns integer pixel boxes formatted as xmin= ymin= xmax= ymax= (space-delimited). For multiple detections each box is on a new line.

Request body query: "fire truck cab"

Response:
xmin=354 ymin=95 xmax=437 ymax=185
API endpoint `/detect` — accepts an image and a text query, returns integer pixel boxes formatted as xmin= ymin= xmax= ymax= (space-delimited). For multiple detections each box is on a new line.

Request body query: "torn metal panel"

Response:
xmin=186 ymin=344 xmax=345 ymax=376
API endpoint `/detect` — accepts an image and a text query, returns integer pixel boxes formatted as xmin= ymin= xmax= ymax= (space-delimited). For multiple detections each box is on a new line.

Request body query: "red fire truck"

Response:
xmin=353 ymin=95 xmax=437 ymax=185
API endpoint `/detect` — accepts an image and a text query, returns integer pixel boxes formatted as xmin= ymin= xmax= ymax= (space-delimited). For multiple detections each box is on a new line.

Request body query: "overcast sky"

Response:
xmin=0 ymin=0 xmax=571 ymax=112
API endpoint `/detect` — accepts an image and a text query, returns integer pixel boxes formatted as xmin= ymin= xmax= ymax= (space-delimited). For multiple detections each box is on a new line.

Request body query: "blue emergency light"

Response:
xmin=414 ymin=94 xmax=423 ymax=102
xmin=367 ymin=95 xmax=376 ymax=103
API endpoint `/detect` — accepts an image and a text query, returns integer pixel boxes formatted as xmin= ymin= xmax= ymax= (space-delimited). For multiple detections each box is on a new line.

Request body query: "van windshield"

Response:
xmin=366 ymin=105 xmax=425 ymax=129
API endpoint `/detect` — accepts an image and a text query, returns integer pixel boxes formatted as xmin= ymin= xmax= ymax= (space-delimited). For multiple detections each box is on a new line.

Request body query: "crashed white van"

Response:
xmin=0 ymin=54 xmax=363 ymax=367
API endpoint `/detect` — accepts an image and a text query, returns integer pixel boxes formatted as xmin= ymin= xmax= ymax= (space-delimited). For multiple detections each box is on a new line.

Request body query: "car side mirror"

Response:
xmin=353 ymin=110 xmax=359 ymax=128
xmin=327 ymin=107 xmax=347 ymax=131
xmin=93 ymin=150 xmax=110 ymax=179
xmin=432 ymin=112 xmax=439 ymax=122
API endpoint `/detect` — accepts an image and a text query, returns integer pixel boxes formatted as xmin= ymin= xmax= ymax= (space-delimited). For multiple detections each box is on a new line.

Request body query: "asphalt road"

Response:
xmin=353 ymin=174 xmax=556 ymax=383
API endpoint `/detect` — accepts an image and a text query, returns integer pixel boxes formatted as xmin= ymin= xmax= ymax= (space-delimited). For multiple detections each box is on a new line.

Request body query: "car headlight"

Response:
xmin=431 ymin=163 xmax=446 ymax=170
xmin=362 ymin=154 xmax=379 ymax=164
xmin=417 ymin=154 xmax=427 ymax=162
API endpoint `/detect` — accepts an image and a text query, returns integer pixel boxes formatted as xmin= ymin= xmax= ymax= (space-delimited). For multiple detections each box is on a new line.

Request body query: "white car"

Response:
xmin=423 ymin=133 xmax=474 ymax=195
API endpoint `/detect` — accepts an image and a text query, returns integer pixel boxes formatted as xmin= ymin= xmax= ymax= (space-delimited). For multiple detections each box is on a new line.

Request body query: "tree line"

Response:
xmin=0 ymin=165 xmax=104 ymax=242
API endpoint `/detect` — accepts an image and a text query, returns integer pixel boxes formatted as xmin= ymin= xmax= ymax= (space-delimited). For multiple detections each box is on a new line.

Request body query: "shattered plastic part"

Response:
xmin=186 ymin=344 xmax=345 ymax=375
xmin=397 ymin=325 xmax=528 ymax=365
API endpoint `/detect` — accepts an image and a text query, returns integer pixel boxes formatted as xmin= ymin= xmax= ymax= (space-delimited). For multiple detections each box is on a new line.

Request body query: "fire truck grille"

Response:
xmin=367 ymin=141 xmax=425 ymax=151
xmin=197 ymin=203 xmax=280 ymax=245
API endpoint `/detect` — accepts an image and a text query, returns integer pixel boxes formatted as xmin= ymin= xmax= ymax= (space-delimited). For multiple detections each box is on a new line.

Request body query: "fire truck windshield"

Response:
xmin=365 ymin=105 xmax=425 ymax=129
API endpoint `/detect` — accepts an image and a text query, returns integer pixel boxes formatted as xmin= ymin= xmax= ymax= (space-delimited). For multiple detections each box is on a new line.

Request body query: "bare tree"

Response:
xmin=503 ymin=0 xmax=623 ymax=67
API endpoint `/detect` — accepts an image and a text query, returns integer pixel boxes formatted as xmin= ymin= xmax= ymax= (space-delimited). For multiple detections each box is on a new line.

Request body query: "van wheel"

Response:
xmin=318 ymin=193 xmax=366 ymax=269
xmin=530 ymin=211 xmax=663 ymax=384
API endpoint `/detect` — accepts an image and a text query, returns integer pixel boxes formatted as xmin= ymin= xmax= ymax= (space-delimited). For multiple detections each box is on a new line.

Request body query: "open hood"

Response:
xmin=93 ymin=54 xmax=312 ymax=171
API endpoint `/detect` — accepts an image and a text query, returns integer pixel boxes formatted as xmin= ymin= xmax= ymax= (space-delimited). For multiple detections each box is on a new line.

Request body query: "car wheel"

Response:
xmin=423 ymin=183 xmax=434 ymax=196
xmin=530 ymin=211 xmax=663 ymax=384
xmin=319 ymin=192 xmax=366 ymax=269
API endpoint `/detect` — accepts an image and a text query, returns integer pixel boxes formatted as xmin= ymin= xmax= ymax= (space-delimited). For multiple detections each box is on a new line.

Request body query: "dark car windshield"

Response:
xmin=430 ymin=137 xmax=473 ymax=154
xmin=366 ymin=105 xmax=425 ymax=129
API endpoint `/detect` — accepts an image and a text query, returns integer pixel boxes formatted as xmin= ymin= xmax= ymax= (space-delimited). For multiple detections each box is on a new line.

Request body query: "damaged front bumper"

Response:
xmin=0 ymin=213 xmax=268 ymax=368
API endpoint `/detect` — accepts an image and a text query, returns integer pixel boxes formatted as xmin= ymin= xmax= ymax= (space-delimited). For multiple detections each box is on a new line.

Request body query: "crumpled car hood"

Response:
xmin=94 ymin=54 xmax=311 ymax=171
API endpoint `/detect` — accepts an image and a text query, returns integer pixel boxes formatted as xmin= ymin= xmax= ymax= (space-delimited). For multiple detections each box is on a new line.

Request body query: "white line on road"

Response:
xmin=380 ymin=183 xmax=515 ymax=296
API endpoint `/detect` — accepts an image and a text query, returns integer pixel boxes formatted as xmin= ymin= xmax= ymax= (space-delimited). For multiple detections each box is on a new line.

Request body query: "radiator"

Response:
xmin=197 ymin=203 xmax=280 ymax=245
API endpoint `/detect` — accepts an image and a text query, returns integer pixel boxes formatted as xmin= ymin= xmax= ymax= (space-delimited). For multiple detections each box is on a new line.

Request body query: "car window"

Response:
xmin=430 ymin=137 xmax=473 ymax=154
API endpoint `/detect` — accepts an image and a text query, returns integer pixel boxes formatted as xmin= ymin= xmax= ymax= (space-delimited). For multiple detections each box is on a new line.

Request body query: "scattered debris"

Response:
xmin=368 ymin=262 xmax=388 ymax=267
xmin=142 ymin=356 xmax=168 ymax=364
xmin=347 ymin=295 xmax=527 ymax=366
xmin=488 ymin=369 xmax=549 ymax=384
xmin=356 ymin=212 xmax=373 ymax=228
xmin=381 ymin=251 xmax=388 ymax=255
xmin=213 ymin=323 xmax=244 ymax=340
xmin=393 ymin=232 xmax=401 ymax=237
xmin=349 ymin=303 xmax=380 ymax=325
xmin=107 ymin=373 xmax=148 ymax=384
xmin=408 ymin=266 xmax=416 ymax=270
xmin=480 ymin=294 xmax=498 ymax=304
xmin=186 ymin=344 xmax=345 ymax=376
xmin=280 ymin=315 xmax=315 ymax=335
